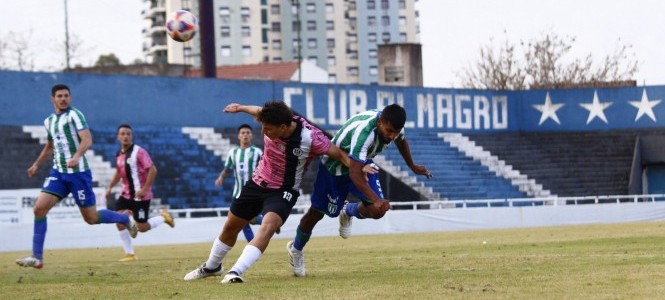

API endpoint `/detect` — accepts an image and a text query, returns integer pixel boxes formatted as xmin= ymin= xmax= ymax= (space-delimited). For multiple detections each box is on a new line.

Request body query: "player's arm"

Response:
xmin=105 ymin=169 xmax=122 ymax=200
xmin=67 ymin=129 xmax=92 ymax=168
xmin=224 ymin=103 xmax=262 ymax=116
xmin=27 ymin=140 xmax=54 ymax=177
xmin=215 ymin=168 xmax=230 ymax=187
xmin=137 ymin=165 xmax=157 ymax=199
xmin=396 ymin=138 xmax=432 ymax=179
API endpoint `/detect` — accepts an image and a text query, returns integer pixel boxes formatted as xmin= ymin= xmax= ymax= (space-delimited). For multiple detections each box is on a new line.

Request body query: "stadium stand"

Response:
xmin=0 ymin=125 xmax=50 ymax=189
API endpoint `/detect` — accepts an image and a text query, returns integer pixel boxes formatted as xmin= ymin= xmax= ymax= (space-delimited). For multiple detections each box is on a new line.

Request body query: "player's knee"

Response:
xmin=137 ymin=223 xmax=150 ymax=232
xmin=364 ymin=206 xmax=386 ymax=219
xmin=83 ymin=216 xmax=97 ymax=225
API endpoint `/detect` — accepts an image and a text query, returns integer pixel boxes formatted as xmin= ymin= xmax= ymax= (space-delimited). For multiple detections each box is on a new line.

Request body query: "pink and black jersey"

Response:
xmin=252 ymin=116 xmax=331 ymax=192
xmin=115 ymin=144 xmax=154 ymax=200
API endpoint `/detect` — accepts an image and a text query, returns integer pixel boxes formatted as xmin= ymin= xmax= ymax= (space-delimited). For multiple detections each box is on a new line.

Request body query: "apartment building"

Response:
xmin=142 ymin=0 xmax=419 ymax=85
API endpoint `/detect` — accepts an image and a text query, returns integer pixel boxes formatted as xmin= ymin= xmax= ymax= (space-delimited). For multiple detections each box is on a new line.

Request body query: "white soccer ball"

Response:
xmin=165 ymin=10 xmax=199 ymax=42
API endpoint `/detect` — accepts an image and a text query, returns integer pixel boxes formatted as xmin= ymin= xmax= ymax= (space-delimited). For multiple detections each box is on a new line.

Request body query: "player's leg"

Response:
xmin=340 ymin=170 xmax=384 ymax=239
xmin=223 ymin=189 xmax=299 ymax=283
xmin=16 ymin=189 xmax=60 ymax=269
xmin=114 ymin=197 xmax=136 ymax=261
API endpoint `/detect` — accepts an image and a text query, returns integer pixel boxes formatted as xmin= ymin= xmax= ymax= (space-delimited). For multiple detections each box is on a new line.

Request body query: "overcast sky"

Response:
xmin=3 ymin=0 xmax=664 ymax=88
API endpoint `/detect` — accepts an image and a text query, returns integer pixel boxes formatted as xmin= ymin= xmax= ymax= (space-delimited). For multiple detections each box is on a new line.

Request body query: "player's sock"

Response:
xmin=118 ymin=229 xmax=134 ymax=254
xmin=147 ymin=215 xmax=165 ymax=229
xmin=345 ymin=202 xmax=366 ymax=219
xmin=242 ymin=224 xmax=254 ymax=242
xmin=97 ymin=209 xmax=130 ymax=224
xmin=293 ymin=226 xmax=311 ymax=251
xmin=205 ymin=238 xmax=232 ymax=270
xmin=228 ymin=244 xmax=262 ymax=276
xmin=254 ymin=214 xmax=263 ymax=225
xmin=33 ymin=216 xmax=47 ymax=260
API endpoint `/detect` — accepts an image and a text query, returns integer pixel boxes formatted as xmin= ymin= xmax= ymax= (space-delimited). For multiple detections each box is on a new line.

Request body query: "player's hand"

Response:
xmin=215 ymin=177 xmax=223 ymax=187
xmin=66 ymin=156 xmax=80 ymax=168
xmin=372 ymin=199 xmax=392 ymax=213
xmin=361 ymin=163 xmax=379 ymax=182
xmin=224 ymin=103 xmax=241 ymax=113
xmin=136 ymin=189 xmax=147 ymax=200
xmin=27 ymin=165 xmax=38 ymax=177
xmin=411 ymin=164 xmax=432 ymax=179
xmin=105 ymin=189 xmax=112 ymax=200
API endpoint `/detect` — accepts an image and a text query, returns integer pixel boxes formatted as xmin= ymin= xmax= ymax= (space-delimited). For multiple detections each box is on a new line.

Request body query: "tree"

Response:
xmin=94 ymin=53 xmax=122 ymax=67
xmin=0 ymin=30 xmax=36 ymax=71
xmin=459 ymin=31 xmax=639 ymax=90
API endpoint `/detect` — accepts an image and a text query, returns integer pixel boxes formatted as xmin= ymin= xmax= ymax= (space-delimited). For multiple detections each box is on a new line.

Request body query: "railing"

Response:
xmin=168 ymin=194 xmax=665 ymax=218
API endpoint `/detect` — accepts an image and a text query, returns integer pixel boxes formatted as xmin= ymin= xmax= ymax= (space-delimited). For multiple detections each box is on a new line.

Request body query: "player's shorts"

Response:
xmin=230 ymin=180 xmax=300 ymax=223
xmin=41 ymin=169 xmax=96 ymax=208
xmin=115 ymin=197 xmax=152 ymax=223
xmin=311 ymin=161 xmax=384 ymax=217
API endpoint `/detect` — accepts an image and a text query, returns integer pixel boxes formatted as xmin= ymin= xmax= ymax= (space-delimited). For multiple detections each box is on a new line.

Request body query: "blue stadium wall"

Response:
xmin=2 ymin=70 xmax=665 ymax=132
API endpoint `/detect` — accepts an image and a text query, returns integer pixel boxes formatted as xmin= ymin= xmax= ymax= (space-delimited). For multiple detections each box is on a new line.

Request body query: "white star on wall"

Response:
xmin=628 ymin=89 xmax=661 ymax=122
xmin=579 ymin=90 xmax=613 ymax=124
xmin=533 ymin=92 xmax=565 ymax=125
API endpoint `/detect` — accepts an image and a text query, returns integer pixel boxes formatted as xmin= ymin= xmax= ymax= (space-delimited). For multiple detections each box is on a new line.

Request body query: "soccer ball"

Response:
xmin=165 ymin=10 xmax=199 ymax=42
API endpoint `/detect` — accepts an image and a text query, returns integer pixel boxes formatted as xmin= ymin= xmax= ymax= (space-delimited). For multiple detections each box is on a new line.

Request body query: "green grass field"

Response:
xmin=2 ymin=222 xmax=665 ymax=299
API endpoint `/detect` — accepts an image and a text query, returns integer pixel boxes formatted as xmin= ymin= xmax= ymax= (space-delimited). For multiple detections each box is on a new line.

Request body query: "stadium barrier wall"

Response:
xmin=1 ymin=71 xmax=664 ymax=132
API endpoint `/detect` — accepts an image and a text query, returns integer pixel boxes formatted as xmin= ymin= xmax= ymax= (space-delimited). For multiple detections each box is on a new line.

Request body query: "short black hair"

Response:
xmin=117 ymin=123 xmax=132 ymax=133
xmin=257 ymin=101 xmax=293 ymax=126
xmin=381 ymin=104 xmax=406 ymax=130
xmin=237 ymin=124 xmax=253 ymax=132
xmin=51 ymin=84 xmax=70 ymax=96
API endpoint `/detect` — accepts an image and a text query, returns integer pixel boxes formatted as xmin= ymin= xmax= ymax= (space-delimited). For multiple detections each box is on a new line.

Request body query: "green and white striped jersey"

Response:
xmin=44 ymin=107 xmax=90 ymax=173
xmin=224 ymin=145 xmax=263 ymax=199
xmin=322 ymin=110 xmax=405 ymax=176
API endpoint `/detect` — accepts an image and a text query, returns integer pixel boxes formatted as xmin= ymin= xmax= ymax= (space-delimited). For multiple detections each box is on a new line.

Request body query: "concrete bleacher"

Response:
xmin=379 ymin=130 xmax=528 ymax=201
xmin=466 ymin=130 xmax=660 ymax=197
xmin=0 ymin=125 xmax=50 ymax=189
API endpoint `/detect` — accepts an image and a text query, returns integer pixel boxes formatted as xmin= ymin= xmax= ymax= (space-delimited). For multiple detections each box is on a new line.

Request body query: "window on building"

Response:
xmin=348 ymin=34 xmax=357 ymax=42
xmin=369 ymin=66 xmax=378 ymax=76
xmin=307 ymin=56 xmax=318 ymax=64
xmin=242 ymin=45 xmax=251 ymax=57
xmin=348 ymin=67 xmax=359 ymax=76
xmin=273 ymin=57 xmax=282 ymax=62
xmin=399 ymin=16 xmax=406 ymax=26
xmin=326 ymin=20 xmax=334 ymax=30
xmin=382 ymin=32 xmax=391 ymax=43
xmin=221 ymin=26 xmax=230 ymax=37
xmin=381 ymin=0 xmax=389 ymax=10
xmin=400 ymin=32 xmax=407 ymax=42
xmin=293 ymin=39 xmax=301 ymax=49
xmin=306 ymin=3 xmax=316 ymax=13
xmin=221 ymin=46 xmax=231 ymax=57
xmin=270 ymin=4 xmax=280 ymax=14
xmin=307 ymin=20 xmax=316 ymax=31
xmin=369 ymin=48 xmax=377 ymax=58
xmin=368 ymin=0 xmax=375 ymax=9
xmin=291 ymin=3 xmax=299 ymax=14
xmin=271 ymin=22 xmax=281 ymax=32
xmin=241 ymin=7 xmax=250 ymax=18
xmin=327 ymin=38 xmax=335 ymax=49
xmin=242 ymin=26 xmax=251 ymax=37
xmin=348 ymin=50 xmax=358 ymax=59
xmin=381 ymin=16 xmax=390 ymax=26
xmin=292 ymin=20 xmax=301 ymax=32
xmin=349 ymin=1 xmax=356 ymax=10
xmin=349 ymin=17 xmax=357 ymax=29
xmin=368 ymin=32 xmax=377 ymax=42
xmin=327 ymin=56 xmax=336 ymax=66
xmin=368 ymin=16 xmax=376 ymax=26
xmin=326 ymin=3 xmax=334 ymax=13
xmin=272 ymin=39 xmax=282 ymax=49
xmin=328 ymin=74 xmax=337 ymax=83
xmin=399 ymin=0 xmax=406 ymax=9
xmin=220 ymin=6 xmax=230 ymax=16
xmin=308 ymin=38 xmax=317 ymax=49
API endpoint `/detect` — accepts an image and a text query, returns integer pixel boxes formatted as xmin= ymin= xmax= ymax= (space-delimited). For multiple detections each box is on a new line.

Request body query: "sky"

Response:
xmin=2 ymin=0 xmax=664 ymax=88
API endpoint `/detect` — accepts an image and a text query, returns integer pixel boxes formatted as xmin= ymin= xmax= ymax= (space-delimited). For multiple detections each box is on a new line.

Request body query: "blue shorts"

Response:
xmin=41 ymin=169 xmax=96 ymax=208
xmin=311 ymin=161 xmax=384 ymax=217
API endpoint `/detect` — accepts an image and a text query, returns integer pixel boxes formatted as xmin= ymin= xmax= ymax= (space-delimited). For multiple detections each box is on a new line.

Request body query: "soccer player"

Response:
xmin=183 ymin=101 xmax=354 ymax=283
xmin=16 ymin=84 xmax=138 ymax=269
xmin=105 ymin=124 xmax=175 ymax=262
xmin=287 ymin=104 xmax=432 ymax=277
xmin=215 ymin=124 xmax=264 ymax=242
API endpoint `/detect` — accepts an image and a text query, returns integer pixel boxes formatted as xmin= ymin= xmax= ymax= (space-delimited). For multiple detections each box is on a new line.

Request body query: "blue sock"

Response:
xmin=242 ymin=224 xmax=254 ymax=242
xmin=97 ymin=209 xmax=129 ymax=224
xmin=293 ymin=226 xmax=311 ymax=251
xmin=346 ymin=202 xmax=366 ymax=219
xmin=33 ymin=217 xmax=47 ymax=260
xmin=254 ymin=214 xmax=263 ymax=225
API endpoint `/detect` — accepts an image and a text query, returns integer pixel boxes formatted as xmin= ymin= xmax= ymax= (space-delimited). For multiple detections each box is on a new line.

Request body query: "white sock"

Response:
xmin=229 ymin=245 xmax=262 ymax=276
xmin=205 ymin=238 xmax=232 ymax=270
xmin=147 ymin=215 xmax=165 ymax=229
xmin=119 ymin=229 xmax=134 ymax=255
